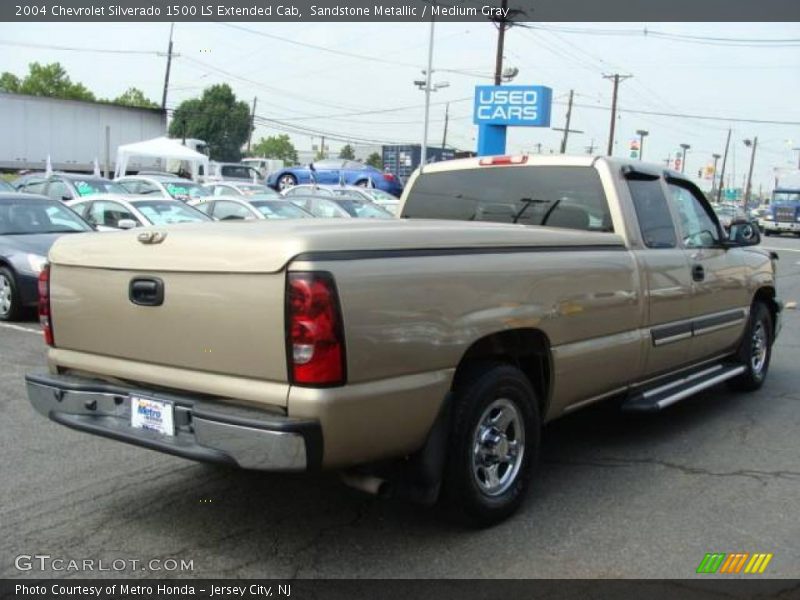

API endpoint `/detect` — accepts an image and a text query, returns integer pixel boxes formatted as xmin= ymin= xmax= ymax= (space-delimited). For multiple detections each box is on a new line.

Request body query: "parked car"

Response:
xmin=0 ymin=192 xmax=93 ymax=320
xmin=330 ymin=197 xmax=393 ymax=219
xmin=206 ymin=162 xmax=261 ymax=183
xmin=711 ymin=203 xmax=749 ymax=231
xmin=288 ymin=195 xmax=352 ymax=218
xmin=203 ymin=181 xmax=280 ymax=198
xmin=241 ymin=158 xmax=284 ymax=179
xmin=282 ymin=184 xmax=401 ymax=215
xmin=193 ymin=196 xmax=313 ymax=221
xmin=67 ymin=195 xmax=211 ymax=229
xmin=14 ymin=172 xmax=128 ymax=202
xmin=267 ymin=159 xmax=403 ymax=197
xmin=116 ymin=175 xmax=211 ymax=202
xmin=24 ymin=155 xmax=780 ymax=526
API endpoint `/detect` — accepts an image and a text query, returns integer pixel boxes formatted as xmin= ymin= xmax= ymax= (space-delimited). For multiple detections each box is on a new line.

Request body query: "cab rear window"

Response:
xmin=402 ymin=166 xmax=613 ymax=232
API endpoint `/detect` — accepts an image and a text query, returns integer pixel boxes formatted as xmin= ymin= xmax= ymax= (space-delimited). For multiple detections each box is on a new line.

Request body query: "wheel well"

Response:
xmin=753 ymin=286 xmax=779 ymax=336
xmin=453 ymin=329 xmax=551 ymax=416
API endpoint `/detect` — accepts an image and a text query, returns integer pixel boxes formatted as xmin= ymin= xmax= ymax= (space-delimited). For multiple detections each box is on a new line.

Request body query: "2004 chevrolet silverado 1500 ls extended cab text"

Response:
xmin=25 ymin=155 xmax=781 ymax=525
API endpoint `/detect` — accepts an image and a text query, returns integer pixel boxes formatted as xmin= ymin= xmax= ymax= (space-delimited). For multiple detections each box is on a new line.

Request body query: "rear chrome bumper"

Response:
xmin=25 ymin=373 xmax=322 ymax=471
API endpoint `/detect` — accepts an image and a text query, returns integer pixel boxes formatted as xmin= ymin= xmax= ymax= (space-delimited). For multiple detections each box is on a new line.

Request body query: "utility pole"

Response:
xmin=603 ymin=73 xmax=632 ymax=156
xmin=716 ymin=128 xmax=732 ymax=204
xmin=636 ymin=129 xmax=649 ymax=161
xmin=553 ymin=90 xmax=583 ymax=154
xmin=247 ymin=96 xmax=257 ymax=153
xmin=161 ymin=22 xmax=175 ymax=110
xmin=744 ymin=136 xmax=758 ymax=208
xmin=679 ymin=143 xmax=690 ymax=173
xmin=493 ymin=0 xmax=510 ymax=85
xmin=793 ymin=147 xmax=800 ymax=169
xmin=421 ymin=19 xmax=435 ymax=170
xmin=441 ymin=103 xmax=450 ymax=150
xmin=711 ymin=153 xmax=721 ymax=196
xmin=584 ymin=138 xmax=597 ymax=154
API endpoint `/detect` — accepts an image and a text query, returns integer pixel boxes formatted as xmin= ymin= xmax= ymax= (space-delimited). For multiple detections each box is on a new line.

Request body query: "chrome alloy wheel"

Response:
xmin=471 ymin=398 xmax=525 ymax=497
xmin=277 ymin=175 xmax=296 ymax=190
xmin=0 ymin=273 xmax=12 ymax=317
xmin=751 ymin=320 xmax=768 ymax=376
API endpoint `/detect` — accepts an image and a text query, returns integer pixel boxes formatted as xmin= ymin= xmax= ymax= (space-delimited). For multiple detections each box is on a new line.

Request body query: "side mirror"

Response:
xmin=117 ymin=219 xmax=138 ymax=230
xmin=727 ymin=219 xmax=760 ymax=247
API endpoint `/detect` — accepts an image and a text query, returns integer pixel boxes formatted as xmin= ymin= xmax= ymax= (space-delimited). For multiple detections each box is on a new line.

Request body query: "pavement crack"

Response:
xmin=548 ymin=456 xmax=800 ymax=485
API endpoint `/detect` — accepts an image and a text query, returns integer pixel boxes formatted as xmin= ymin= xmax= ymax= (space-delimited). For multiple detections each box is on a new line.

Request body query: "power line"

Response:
xmin=0 ymin=39 xmax=161 ymax=55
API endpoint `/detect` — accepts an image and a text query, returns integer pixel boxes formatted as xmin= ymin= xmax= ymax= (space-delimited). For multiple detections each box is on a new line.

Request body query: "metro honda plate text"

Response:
xmin=15 ymin=584 xmax=291 ymax=597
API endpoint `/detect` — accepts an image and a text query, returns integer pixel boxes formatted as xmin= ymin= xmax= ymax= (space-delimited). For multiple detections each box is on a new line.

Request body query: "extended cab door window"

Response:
xmin=627 ymin=177 xmax=677 ymax=248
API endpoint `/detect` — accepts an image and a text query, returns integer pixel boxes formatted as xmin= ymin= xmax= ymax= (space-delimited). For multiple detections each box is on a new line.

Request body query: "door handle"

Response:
xmin=692 ymin=264 xmax=705 ymax=282
xmin=129 ymin=277 xmax=164 ymax=306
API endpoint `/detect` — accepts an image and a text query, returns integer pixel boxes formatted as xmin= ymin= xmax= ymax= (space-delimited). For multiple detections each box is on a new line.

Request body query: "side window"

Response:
xmin=25 ymin=181 xmax=47 ymax=194
xmin=69 ymin=202 xmax=90 ymax=219
xmin=194 ymin=202 xmax=214 ymax=215
xmin=92 ymin=201 xmax=137 ymax=228
xmin=668 ymin=184 xmax=720 ymax=248
xmin=627 ymin=178 xmax=677 ymax=248
xmin=213 ymin=201 xmax=251 ymax=220
xmin=117 ymin=180 xmax=140 ymax=194
xmin=47 ymin=180 xmax=71 ymax=201
xmin=138 ymin=181 xmax=162 ymax=196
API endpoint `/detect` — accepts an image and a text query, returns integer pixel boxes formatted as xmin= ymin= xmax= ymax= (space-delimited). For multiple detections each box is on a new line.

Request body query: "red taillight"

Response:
xmin=38 ymin=264 xmax=53 ymax=346
xmin=479 ymin=155 xmax=528 ymax=166
xmin=287 ymin=272 xmax=345 ymax=386
xmin=383 ymin=172 xmax=396 ymax=182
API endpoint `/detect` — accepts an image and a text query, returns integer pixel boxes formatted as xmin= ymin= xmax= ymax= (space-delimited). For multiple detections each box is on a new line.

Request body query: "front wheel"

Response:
xmin=728 ymin=302 xmax=773 ymax=392
xmin=442 ymin=362 xmax=540 ymax=527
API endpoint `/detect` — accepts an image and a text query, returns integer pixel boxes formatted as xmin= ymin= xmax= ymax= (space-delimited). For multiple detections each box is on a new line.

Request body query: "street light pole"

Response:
xmin=711 ymin=153 xmax=721 ymax=196
xmin=421 ymin=19 xmax=435 ymax=172
xmin=636 ymin=129 xmax=649 ymax=161
xmin=744 ymin=137 xmax=758 ymax=208
xmin=679 ymin=143 xmax=691 ymax=173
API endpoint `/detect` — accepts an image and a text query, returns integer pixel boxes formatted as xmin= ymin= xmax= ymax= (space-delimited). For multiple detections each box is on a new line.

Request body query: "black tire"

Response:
xmin=763 ymin=230 xmax=772 ymax=236
xmin=728 ymin=302 xmax=773 ymax=392
xmin=277 ymin=173 xmax=297 ymax=191
xmin=0 ymin=266 xmax=22 ymax=322
xmin=441 ymin=362 xmax=540 ymax=527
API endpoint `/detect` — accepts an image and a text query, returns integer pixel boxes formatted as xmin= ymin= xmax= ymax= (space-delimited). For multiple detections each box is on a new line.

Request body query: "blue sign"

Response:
xmin=473 ymin=85 xmax=553 ymax=127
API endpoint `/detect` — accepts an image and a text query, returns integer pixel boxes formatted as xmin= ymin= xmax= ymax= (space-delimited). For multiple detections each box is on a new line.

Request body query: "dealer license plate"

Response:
xmin=130 ymin=395 xmax=175 ymax=436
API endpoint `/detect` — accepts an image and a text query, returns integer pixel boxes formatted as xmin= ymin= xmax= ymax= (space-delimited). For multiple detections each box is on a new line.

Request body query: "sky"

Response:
xmin=1 ymin=21 xmax=799 ymax=192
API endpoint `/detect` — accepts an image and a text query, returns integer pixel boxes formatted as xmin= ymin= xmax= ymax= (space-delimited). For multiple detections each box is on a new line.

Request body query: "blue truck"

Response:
xmin=762 ymin=187 xmax=800 ymax=236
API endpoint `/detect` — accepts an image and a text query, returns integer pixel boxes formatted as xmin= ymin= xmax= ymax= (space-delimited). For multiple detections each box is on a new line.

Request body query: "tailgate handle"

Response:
xmin=129 ymin=278 xmax=164 ymax=307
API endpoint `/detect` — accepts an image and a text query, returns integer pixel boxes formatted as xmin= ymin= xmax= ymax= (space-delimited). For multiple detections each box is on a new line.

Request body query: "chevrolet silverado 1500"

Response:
xmin=25 ymin=155 xmax=781 ymax=525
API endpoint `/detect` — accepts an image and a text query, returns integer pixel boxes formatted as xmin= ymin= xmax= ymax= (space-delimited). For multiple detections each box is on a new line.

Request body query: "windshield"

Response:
xmin=0 ymin=180 xmax=13 ymax=192
xmin=237 ymin=184 xmax=278 ymax=196
xmin=221 ymin=165 xmax=258 ymax=179
xmin=132 ymin=201 xmax=210 ymax=225
xmin=72 ymin=179 xmax=127 ymax=197
xmin=251 ymin=201 xmax=311 ymax=219
xmin=163 ymin=182 xmax=210 ymax=201
xmin=0 ymin=200 xmax=92 ymax=234
xmin=359 ymin=188 xmax=396 ymax=202
xmin=402 ymin=166 xmax=614 ymax=232
xmin=334 ymin=199 xmax=392 ymax=219
xmin=773 ymin=191 xmax=800 ymax=203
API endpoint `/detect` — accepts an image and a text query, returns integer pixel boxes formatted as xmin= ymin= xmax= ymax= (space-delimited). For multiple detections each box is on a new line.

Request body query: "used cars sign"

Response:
xmin=473 ymin=85 xmax=553 ymax=127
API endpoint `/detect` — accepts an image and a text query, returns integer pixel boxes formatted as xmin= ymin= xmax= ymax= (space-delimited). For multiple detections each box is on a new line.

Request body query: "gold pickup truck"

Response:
xmin=25 ymin=155 xmax=781 ymax=526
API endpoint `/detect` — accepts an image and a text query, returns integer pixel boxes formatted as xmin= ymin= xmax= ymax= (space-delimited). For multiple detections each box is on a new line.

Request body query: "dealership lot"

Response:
xmin=2 ymin=235 xmax=799 ymax=579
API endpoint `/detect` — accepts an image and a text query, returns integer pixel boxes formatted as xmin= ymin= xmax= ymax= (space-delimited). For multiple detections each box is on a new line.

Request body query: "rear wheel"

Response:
xmin=728 ymin=302 xmax=773 ymax=392
xmin=277 ymin=174 xmax=297 ymax=191
xmin=0 ymin=267 xmax=22 ymax=322
xmin=442 ymin=362 xmax=540 ymax=527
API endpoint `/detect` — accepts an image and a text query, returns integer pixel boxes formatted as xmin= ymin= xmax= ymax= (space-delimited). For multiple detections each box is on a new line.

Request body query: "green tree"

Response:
xmin=250 ymin=134 xmax=298 ymax=164
xmin=338 ymin=144 xmax=355 ymax=159
xmin=168 ymin=84 xmax=251 ymax=162
xmin=365 ymin=152 xmax=383 ymax=169
xmin=114 ymin=87 xmax=158 ymax=109
xmin=0 ymin=62 xmax=95 ymax=101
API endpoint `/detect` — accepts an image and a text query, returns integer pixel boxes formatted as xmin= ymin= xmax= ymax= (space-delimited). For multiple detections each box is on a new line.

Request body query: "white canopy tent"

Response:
xmin=114 ymin=137 xmax=209 ymax=180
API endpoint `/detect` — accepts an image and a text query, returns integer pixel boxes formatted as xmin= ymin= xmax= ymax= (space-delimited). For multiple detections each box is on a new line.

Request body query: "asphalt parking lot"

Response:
xmin=2 ymin=235 xmax=799 ymax=580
